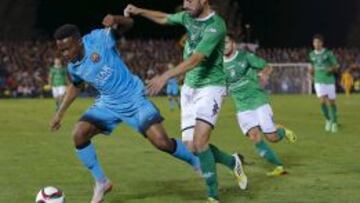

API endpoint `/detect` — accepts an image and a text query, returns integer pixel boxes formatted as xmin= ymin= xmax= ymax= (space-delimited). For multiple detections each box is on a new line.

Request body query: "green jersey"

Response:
xmin=224 ymin=50 xmax=268 ymax=112
xmin=49 ymin=66 xmax=67 ymax=87
xmin=309 ymin=49 xmax=339 ymax=84
xmin=167 ymin=11 xmax=226 ymax=88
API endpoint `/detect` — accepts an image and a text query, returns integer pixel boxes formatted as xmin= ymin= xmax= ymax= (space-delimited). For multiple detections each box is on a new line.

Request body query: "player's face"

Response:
xmin=183 ymin=0 xmax=205 ymax=17
xmin=56 ymin=37 xmax=82 ymax=63
xmin=224 ymin=36 xmax=235 ymax=56
xmin=54 ymin=58 xmax=61 ymax=67
xmin=313 ymin=38 xmax=323 ymax=50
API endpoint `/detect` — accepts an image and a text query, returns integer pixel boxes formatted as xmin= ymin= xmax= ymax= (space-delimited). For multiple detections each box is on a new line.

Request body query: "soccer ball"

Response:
xmin=35 ymin=186 xmax=65 ymax=203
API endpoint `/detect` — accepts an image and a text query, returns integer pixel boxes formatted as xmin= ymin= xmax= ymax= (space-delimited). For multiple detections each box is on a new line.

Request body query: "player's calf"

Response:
xmin=146 ymin=123 xmax=201 ymax=171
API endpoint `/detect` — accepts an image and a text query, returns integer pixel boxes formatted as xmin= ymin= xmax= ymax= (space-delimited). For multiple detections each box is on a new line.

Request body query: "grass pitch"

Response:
xmin=0 ymin=95 xmax=359 ymax=203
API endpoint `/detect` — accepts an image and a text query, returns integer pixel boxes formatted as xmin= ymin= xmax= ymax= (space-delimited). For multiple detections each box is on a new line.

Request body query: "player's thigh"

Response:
xmin=58 ymin=86 xmax=66 ymax=96
xmin=78 ymin=105 xmax=121 ymax=138
xmin=236 ymin=110 xmax=260 ymax=136
xmin=72 ymin=121 xmax=103 ymax=145
xmin=314 ymin=83 xmax=327 ymax=99
xmin=52 ymin=87 xmax=59 ymax=98
xmin=181 ymin=85 xmax=196 ymax=142
xmin=257 ymin=104 xmax=277 ymax=134
xmin=122 ymin=98 xmax=164 ymax=137
xmin=194 ymin=86 xmax=226 ymax=128
xmin=327 ymin=84 xmax=336 ymax=100
xmin=145 ymin=123 xmax=173 ymax=152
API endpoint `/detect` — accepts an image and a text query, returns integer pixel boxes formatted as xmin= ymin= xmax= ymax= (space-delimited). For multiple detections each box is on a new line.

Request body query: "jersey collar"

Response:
xmin=195 ymin=11 xmax=215 ymax=21
xmin=314 ymin=48 xmax=325 ymax=54
xmin=224 ymin=51 xmax=239 ymax=62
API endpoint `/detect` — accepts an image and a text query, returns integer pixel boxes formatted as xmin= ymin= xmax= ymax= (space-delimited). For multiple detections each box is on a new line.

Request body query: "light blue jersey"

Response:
xmin=68 ymin=29 xmax=163 ymax=135
xmin=166 ymin=77 xmax=179 ymax=96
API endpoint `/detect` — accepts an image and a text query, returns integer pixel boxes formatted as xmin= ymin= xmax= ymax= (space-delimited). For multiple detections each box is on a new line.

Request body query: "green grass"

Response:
xmin=0 ymin=95 xmax=360 ymax=203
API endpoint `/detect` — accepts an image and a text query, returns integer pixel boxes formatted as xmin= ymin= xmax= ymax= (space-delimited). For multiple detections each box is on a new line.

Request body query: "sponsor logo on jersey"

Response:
xmin=208 ymin=28 xmax=217 ymax=33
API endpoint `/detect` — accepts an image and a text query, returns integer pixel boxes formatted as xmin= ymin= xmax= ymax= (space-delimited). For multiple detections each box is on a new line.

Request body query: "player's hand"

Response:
xmin=50 ymin=114 xmax=62 ymax=132
xmin=102 ymin=14 xmax=116 ymax=27
xmin=124 ymin=4 xmax=141 ymax=17
xmin=147 ymin=75 xmax=167 ymax=96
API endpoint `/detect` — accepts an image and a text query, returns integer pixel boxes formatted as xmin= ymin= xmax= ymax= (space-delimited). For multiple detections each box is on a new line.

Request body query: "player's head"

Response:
xmin=54 ymin=24 xmax=83 ymax=63
xmin=183 ymin=0 xmax=209 ymax=17
xmin=54 ymin=58 xmax=62 ymax=67
xmin=313 ymin=34 xmax=324 ymax=51
xmin=224 ymin=34 xmax=236 ymax=56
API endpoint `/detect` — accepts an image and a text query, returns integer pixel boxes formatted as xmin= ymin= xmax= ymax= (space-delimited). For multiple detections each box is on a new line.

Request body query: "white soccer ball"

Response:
xmin=35 ymin=186 xmax=65 ymax=203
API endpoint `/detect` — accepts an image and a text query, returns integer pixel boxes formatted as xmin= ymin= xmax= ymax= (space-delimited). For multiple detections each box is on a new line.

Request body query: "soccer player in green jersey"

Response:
xmin=224 ymin=34 xmax=297 ymax=176
xmin=309 ymin=34 xmax=340 ymax=133
xmin=125 ymin=1 xmax=247 ymax=202
xmin=48 ymin=58 xmax=67 ymax=110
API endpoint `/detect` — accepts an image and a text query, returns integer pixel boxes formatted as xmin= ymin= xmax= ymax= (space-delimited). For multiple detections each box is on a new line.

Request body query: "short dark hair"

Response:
xmin=54 ymin=24 xmax=81 ymax=40
xmin=313 ymin=34 xmax=324 ymax=42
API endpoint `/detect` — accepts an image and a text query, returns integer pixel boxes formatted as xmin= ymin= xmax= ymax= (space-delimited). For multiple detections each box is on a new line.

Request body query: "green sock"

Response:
xmin=329 ymin=104 xmax=337 ymax=123
xmin=209 ymin=144 xmax=235 ymax=170
xmin=276 ymin=128 xmax=286 ymax=141
xmin=197 ymin=148 xmax=219 ymax=199
xmin=321 ymin=104 xmax=330 ymax=121
xmin=255 ymin=140 xmax=283 ymax=166
xmin=55 ymin=100 xmax=60 ymax=111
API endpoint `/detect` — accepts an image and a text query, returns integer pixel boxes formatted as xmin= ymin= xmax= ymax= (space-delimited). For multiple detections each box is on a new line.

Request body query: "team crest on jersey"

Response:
xmin=91 ymin=52 xmax=101 ymax=63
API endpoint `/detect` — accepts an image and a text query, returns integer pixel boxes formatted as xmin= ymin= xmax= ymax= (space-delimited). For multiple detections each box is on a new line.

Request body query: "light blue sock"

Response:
xmin=171 ymin=139 xmax=200 ymax=170
xmin=76 ymin=142 xmax=106 ymax=182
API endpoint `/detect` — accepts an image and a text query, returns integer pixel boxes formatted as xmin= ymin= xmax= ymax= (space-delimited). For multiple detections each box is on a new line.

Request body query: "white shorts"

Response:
xmin=181 ymin=85 xmax=226 ymax=141
xmin=314 ymin=83 xmax=336 ymax=100
xmin=236 ymin=104 xmax=276 ymax=135
xmin=52 ymin=86 xmax=66 ymax=98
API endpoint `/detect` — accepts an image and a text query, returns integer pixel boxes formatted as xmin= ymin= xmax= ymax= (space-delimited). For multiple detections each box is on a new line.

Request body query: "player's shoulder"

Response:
xmin=210 ymin=13 xmax=226 ymax=29
xmin=203 ymin=13 xmax=226 ymax=36
xmin=324 ymin=48 xmax=334 ymax=55
xmin=244 ymin=50 xmax=258 ymax=58
xmin=83 ymin=28 xmax=107 ymax=42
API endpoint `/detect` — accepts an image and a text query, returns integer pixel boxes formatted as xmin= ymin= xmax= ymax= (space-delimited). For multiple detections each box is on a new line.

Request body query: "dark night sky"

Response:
xmin=36 ymin=0 xmax=358 ymax=47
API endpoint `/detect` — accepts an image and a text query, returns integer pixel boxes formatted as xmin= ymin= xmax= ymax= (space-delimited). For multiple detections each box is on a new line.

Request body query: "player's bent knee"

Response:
xmin=265 ymin=133 xmax=279 ymax=143
xmin=72 ymin=127 xmax=93 ymax=147
xmin=247 ymin=129 xmax=262 ymax=143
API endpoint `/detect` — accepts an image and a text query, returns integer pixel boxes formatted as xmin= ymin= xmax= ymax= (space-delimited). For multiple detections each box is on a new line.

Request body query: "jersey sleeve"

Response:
xmin=246 ymin=52 xmax=267 ymax=70
xmin=67 ymin=66 xmax=83 ymax=87
xmin=194 ymin=24 xmax=226 ymax=57
xmin=166 ymin=12 xmax=185 ymax=25
xmin=85 ymin=28 xmax=116 ymax=48
xmin=308 ymin=53 xmax=314 ymax=65
xmin=328 ymin=51 xmax=339 ymax=67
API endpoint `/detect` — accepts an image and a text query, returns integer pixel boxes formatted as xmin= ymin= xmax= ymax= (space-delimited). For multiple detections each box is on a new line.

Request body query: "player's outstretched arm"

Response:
xmin=50 ymin=84 xmax=81 ymax=132
xmin=147 ymin=53 xmax=205 ymax=95
xmin=124 ymin=4 xmax=169 ymax=25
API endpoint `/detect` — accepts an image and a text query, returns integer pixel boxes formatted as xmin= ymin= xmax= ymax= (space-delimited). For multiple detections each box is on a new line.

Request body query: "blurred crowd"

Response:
xmin=0 ymin=39 xmax=360 ymax=98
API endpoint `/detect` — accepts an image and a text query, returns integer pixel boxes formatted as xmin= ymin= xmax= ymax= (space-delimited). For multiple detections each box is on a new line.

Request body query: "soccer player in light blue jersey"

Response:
xmin=166 ymin=63 xmax=180 ymax=111
xmin=50 ymin=14 xmax=200 ymax=203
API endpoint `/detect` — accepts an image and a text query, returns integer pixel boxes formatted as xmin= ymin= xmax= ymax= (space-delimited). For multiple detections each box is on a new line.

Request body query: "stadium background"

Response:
xmin=0 ymin=0 xmax=360 ymax=98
